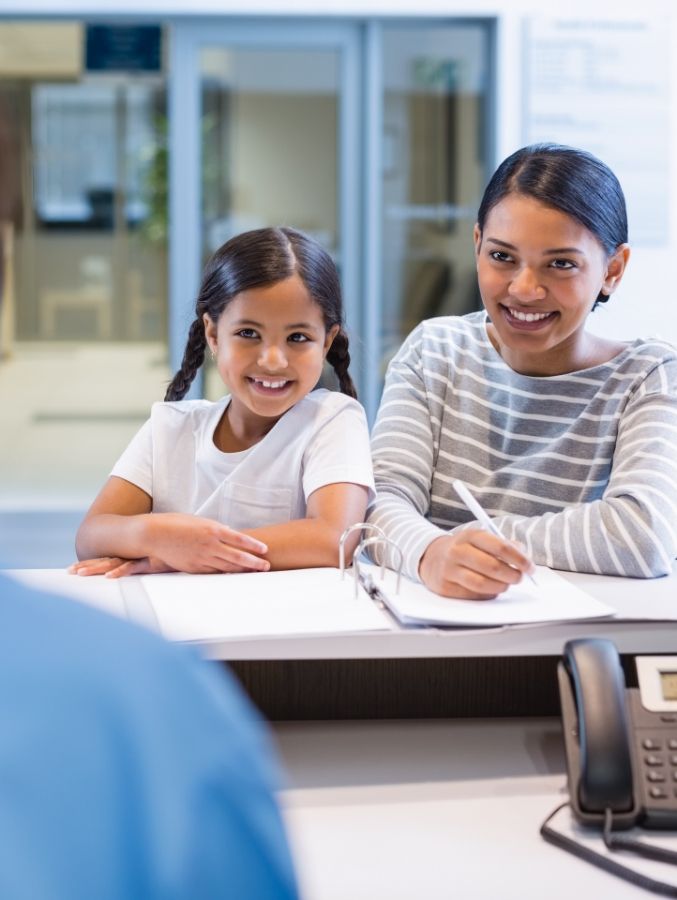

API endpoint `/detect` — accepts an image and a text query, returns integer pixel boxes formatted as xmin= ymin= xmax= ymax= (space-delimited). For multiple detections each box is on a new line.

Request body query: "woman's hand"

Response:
xmin=418 ymin=529 xmax=534 ymax=600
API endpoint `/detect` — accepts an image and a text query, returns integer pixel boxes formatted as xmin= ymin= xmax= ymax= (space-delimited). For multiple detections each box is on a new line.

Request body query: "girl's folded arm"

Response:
xmin=74 ymin=476 xmax=268 ymax=574
xmin=244 ymin=481 xmax=370 ymax=571
xmin=75 ymin=476 xmax=154 ymax=561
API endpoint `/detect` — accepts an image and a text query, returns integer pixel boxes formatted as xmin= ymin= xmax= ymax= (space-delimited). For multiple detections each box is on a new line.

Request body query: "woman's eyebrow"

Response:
xmin=485 ymin=237 xmax=584 ymax=255
xmin=485 ymin=237 xmax=517 ymax=250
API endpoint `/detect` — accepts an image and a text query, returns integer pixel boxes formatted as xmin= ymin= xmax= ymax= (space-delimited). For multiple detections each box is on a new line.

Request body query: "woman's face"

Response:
xmin=474 ymin=193 xmax=629 ymax=376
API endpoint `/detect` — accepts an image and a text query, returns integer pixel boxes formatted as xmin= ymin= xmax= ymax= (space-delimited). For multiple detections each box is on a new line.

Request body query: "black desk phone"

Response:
xmin=559 ymin=638 xmax=677 ymax=830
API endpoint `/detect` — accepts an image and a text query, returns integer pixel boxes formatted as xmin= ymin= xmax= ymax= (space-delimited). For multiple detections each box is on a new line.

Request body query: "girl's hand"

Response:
xmin=69 ymin=556 xmax=176 ymax=578
xmin=145 ymin=513 xmax=270 ymax=574
xmin=418 ymin=529 xmax=534 ymax=600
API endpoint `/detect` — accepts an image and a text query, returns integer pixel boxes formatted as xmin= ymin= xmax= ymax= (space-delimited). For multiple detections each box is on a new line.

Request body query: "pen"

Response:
xmin=452 ymin=479 xmax=537 ymax=585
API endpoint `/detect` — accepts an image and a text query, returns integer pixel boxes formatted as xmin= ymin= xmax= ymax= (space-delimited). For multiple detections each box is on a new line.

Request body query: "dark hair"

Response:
xmin=476 ymin=143 xmax=628 ymax=308
xmin=165 ymin=226 xmax=356 ymax=401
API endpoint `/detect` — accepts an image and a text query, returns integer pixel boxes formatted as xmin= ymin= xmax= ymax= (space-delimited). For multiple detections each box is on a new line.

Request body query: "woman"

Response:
xmin=368 ymin=143 xmax=677 ymax=599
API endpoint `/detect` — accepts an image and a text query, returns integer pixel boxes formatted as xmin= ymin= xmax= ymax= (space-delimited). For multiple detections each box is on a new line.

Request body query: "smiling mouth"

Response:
xmin=248 ymin=376 xmax=292 ymax=392
xmin=502 ymin=306 xmax=558 ymax=328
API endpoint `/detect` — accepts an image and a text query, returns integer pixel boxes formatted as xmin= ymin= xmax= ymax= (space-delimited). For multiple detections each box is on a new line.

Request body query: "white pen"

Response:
xmin=452 ymin=479 xmax=537 ymax=585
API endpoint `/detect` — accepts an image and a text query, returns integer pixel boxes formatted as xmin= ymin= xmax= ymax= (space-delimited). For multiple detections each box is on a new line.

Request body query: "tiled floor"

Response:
xmin=0 ymin=340 xmax=170 ymax=567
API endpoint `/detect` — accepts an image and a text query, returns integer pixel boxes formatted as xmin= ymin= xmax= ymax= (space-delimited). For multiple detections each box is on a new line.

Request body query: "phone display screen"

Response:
xmin=659 ymin=671 xmax=677 ymax=701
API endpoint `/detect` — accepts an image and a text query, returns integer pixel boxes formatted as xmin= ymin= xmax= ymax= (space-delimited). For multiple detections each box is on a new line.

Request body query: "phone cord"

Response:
xmin=540 ymin=802 xmax=677 ymax=897
xmin=603 ymin=808 xmax=677 ymax=865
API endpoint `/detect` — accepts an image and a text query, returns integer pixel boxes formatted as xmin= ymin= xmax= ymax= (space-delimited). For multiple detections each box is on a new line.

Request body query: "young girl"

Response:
xmin=72 ymin=227 xmax=374 ymax=577
xmin=368 ymin=143 xmax=677 ymax=599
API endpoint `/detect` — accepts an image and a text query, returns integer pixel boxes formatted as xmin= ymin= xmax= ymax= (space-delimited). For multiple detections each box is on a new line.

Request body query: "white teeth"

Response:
xmin=254 ymin=378 xmax=287 ymax=389
xmin=509 ymin=308 xmax=552 ymax=322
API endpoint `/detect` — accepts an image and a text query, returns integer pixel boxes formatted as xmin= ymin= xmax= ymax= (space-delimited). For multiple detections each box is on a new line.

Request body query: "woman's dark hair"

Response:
xmin=476 ymin=143 xmax=628 ymax=308
xmin=165 ymin=226 xmax=356 ymax=401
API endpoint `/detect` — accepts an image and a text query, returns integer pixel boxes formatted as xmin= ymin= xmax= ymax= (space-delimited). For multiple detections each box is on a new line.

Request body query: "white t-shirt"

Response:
xmin=111 ymin=389 xmax=375 ymax=531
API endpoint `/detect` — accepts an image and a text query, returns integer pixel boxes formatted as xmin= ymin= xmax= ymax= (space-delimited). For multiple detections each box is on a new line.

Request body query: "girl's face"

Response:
xmin=204 ymin=272 xmax=338 ymax=434
xmin=474 ymin=193 xmax=629 ymax=376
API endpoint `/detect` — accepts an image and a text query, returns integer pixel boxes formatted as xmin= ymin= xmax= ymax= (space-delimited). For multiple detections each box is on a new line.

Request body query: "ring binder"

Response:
xmin=337 ymin=523 xmax=403 ymax=601
xmin=338 ymin=522 xmax=386 ymax=579
xmin=354 ymin=536 xmax=403 ymax=600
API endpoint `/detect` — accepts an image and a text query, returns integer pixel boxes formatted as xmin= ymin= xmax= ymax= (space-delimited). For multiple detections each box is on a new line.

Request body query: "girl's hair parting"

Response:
xmin=476 ymin=143 xmax=628 ymax=308
xmin=165 ymin=226 xmax=357 ymax=401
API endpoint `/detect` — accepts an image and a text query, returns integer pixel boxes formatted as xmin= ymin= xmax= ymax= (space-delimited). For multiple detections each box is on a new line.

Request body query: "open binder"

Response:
xmin=340 ymin=524 xmax=615 ymax=629
xmin=139 ymin=523 xmax=615 ymax=643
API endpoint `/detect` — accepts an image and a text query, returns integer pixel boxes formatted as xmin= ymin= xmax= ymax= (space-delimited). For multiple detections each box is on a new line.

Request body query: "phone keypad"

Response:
xmin=628 ymin=691 xmax=677 ymax=826
xmin=636 ymin=732 xmax=677 ymax=807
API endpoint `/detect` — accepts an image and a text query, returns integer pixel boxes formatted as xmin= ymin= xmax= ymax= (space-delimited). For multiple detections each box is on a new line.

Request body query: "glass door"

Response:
xmin=168 ymin=21 xmax=361 ymax=398
xmin=363 ymin=20 xmax=494 ymax=416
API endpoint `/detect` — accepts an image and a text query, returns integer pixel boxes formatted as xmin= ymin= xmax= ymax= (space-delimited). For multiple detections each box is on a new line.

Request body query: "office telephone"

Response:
xmin=559 ymin=638 xmax=677 ymax=830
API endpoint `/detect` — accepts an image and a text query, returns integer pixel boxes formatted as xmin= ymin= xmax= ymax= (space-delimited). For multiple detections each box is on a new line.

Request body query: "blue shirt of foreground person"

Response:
xmin=0 ymin=572 xmax=298 ymax=899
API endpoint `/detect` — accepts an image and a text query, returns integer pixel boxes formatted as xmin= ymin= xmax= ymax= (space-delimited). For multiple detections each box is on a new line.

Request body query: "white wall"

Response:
xmin=4 ymin=0 xmax=676 ymax=345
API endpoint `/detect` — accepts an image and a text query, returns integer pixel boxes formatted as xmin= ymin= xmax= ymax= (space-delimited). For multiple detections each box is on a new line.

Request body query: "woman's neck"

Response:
xmin=485 ymin=323 xmax=627 ymax=377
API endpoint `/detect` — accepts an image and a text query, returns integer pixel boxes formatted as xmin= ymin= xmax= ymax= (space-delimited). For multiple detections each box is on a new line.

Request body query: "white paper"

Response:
xmin=141 ymin=567 xmax=392 ymax=642
xmin=363 ymin=564 xmax=615 ymax=627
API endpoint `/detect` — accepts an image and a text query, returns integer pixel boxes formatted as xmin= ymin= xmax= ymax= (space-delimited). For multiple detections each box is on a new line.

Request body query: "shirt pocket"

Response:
xmin=219 ymin=481 xmax=293 ymax=531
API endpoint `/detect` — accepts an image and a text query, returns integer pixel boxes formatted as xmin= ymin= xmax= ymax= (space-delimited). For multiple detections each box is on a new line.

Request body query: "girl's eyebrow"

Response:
xmin=232 ymin=318 xmax=320 ymax=330
xmin=486 ymin=237 xmax=584 ymax=255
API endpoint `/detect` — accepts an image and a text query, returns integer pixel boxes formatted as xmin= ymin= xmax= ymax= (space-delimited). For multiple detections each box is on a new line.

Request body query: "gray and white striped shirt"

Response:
xmin=368 ymin=311 xmax=677 ymax=581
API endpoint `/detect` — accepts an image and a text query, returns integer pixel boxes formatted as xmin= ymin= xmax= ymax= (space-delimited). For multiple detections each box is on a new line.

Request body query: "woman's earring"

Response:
xmin=210 ymin=349 xmax=216 ymax=362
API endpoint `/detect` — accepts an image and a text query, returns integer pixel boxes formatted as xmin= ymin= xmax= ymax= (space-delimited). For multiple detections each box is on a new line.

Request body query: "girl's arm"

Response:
xmin=73 ymin=476 xmax=269 ymax=575
xmin=243 ymin=481 xmax=370 ymax=570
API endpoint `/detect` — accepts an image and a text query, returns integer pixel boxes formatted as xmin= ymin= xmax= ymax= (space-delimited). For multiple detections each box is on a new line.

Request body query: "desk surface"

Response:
xmin=6 ymin=564 xmax=677 ymax=662
xmin=276 ymin=717 xmax=674 ymax=899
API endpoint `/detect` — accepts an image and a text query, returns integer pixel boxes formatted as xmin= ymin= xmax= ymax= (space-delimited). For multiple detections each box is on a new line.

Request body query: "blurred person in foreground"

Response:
xmin=0 ymin=100 xmax=297 ymax=900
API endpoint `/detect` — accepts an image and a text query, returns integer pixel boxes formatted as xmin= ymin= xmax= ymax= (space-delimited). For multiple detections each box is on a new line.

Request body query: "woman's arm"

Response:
xmin=73 ymin=476 xmax=270 ymax=575
xmin=367 ymin=327 xmax=445 ymax=575
xmin=490 ymin=367 xmax=677 ymax=578
xmin=367 ymin=328 xmax=533 ymax=597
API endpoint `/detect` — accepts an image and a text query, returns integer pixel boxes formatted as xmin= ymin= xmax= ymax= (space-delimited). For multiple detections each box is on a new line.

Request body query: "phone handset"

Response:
xmin=559 ymin=638 xmax=637 ymax=825
xmin=564 ymin=639 xmax=635 ymax=812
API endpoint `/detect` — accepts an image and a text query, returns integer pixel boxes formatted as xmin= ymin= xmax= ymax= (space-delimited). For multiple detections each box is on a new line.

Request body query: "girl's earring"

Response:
xmin=210 ymin=349 xmax=216 ymax=362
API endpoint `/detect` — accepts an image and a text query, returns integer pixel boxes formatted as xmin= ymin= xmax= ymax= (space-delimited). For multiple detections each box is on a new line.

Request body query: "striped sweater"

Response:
xmin=368 ymin=311 xmax=677 ymax=581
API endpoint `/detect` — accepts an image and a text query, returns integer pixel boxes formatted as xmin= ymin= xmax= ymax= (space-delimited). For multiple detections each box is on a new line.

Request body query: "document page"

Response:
xmin=363 ymin=564 xmax=615 ymax=627
xmin=141 ymin=567 xmax=392 ymax=642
